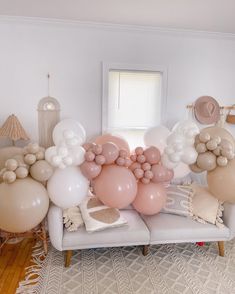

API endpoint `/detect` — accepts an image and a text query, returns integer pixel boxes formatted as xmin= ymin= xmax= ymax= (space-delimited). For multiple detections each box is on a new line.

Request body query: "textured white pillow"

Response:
xmin=79 ymin=196 xmax=127 ymax=233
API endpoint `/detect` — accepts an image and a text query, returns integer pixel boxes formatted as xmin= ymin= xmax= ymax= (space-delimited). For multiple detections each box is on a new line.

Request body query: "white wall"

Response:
xmin=0 ymin=18 xmax=235 ymax=146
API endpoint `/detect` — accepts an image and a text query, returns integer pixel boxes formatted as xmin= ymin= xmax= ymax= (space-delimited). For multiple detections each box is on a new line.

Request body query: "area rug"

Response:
xmin=17 ymin=240 xmax=235 ymax=294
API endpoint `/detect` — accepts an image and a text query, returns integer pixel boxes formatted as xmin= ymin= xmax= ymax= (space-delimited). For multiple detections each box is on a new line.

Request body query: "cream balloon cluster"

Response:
xmin=45 ymin=119 xmax=86 ymax=169
xmin=192 ymin=132 xmax=234 ymax=172
xmin=0 ymin=143 xmax=53 ymax=184
xmin=162 ymin=121 xmax=199 ymax=169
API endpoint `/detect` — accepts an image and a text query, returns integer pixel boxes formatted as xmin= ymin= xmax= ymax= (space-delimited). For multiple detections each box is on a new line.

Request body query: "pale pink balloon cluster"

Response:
xmin=129 ymin=146 xmax=174 ymax=185
xmin=81 ymin=142 xmax=130 ymax=180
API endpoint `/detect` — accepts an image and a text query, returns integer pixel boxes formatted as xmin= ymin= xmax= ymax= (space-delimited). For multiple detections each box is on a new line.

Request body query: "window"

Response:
xmin=102 ymin=64 xmax=167 ymax=150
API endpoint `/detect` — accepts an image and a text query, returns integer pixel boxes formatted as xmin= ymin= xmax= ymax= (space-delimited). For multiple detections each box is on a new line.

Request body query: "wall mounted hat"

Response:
xmin=194 ymin=96 xmax=220 ymax=125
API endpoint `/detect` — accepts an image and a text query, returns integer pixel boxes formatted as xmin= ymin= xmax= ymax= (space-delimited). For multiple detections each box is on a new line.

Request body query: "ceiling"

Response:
xmin=0 ymin=0 xmax=235 ymax=34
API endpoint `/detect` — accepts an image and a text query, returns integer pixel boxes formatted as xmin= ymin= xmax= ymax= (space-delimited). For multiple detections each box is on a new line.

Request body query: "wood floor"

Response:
xmin=0 ymin=238 xmax=35 ymax=294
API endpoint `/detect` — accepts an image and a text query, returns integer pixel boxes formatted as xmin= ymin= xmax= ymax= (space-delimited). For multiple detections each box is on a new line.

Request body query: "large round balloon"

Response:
xmin=0 ymin=177 xmax=49 ymax=233
xmin=207 ymin=158 xmax=235 ymax=203
xmin=30 ymin=160 xmax=53 ymax=182
xmin=144 ymin=126 xmax=170 ymax=153
xmin=94 ymin=165 xmax=137 ymax=208
xmin=132 ymin=182 xmax=166 ymax=215
xmin=53 ymin=119 xmax=86 ymax=146
xmin=94 ymin=134 xmax=130 ymax=156
xmin=47 ymin=166 xmax=89 ymax=209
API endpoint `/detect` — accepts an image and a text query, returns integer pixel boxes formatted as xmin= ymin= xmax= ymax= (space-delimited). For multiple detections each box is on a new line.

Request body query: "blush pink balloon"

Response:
xmin=137 ymin=154 xmax=146 ymax=164
xmin=141 ymin=177 xmax=150 ymax=184
xmin=130 ymin=154 xmax=137 ymax=162
xmin=144 ymin=170 xmax=153 ymax=179
xmin=144 ymin=146 xmax=161 ymax=164
xmin=124 ymin=158 xmax=132 ymax=167
xmin=85 ymin=151 xmax=95 ymax=162
xmin=142 ymin=162 xmax=151 ymax=171
xmin=135 ymin=147 xmax=144 ymax=155
xmin=101 ymin=142 xmax=119 ymax=165
xmin=129 ymin=162 xmax=141 ymax=171
xmin=80 ymin=161 xmax=102 ymax=180
xmin=83 ymin=143 xmax=93 ymax=151
xmin=116 ymin=157 xmax=125 ymax=166
xmin=119 ymin=150 xmax=128 ymax=158
xmin=151 ymin=164 xmax=174 ymax=183
xmin=94 ymin=165 xmax=137 ymax=208
xmin=134 ymin=168 xmax=144 ymax=179
xmin=95 ymin=155 xmax=106 ymax=165
xmin=94 ymin=134 xmax=130 ymax=156
xmin=132 ymin=182 xmax=167 ymax=215
xmin=92 ymin=144 xmax=102 ymax=155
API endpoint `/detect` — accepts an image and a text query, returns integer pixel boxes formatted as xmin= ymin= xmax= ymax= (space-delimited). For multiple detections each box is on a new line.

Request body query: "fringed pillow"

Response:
xmin=191 ymin=183 xmax=224 ymax=228
xmin=161 ymin=185 xmax=194 ymax=217
xmin=79 ymin=196 xmax=127 ymax=233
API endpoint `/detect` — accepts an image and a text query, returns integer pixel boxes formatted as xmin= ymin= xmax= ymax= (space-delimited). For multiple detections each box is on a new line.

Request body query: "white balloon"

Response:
xmin=172 ymin=120 xmax=199 ymax=137
xmin=51 ymin=155 xmax=62 ymax=166
xmin=173 ymin=162 xmax=191 ymax=179
xmin=53 ymin=119 xmax=86 ymax=146
xmin=45 ymin=146 xmax=57 ymax=163
xmin=59 ymin=162 xmax=67 ymax=169
xmin=63 ymin=156 xmax=73 ymax=166
xmin=165 ymin=146 xmax=175 ymax=155
xmin=47 ymin=166 xmax=89 ymax=209
xmin=70 ymin=146 xmax=85 ymax=166
xmin=144 ymin=126 xmax=170 ymax=153
xmin=66 ymin=137 xmax=80 ymax=146
xmin=169 ymin=153 xmax=181 ymax=163
xmin=63 ymin=129 xmax=75 ymax=139
xmin=167 ymin=133 xmax=185 ymax=146
xmin=161 ymin=153 xmax=178 ymax=169
xmin=57 ymin=146 xmax=68 ymax=157
xmin=174 ymin=143 xmax=184 ymax=152
xmin=181 ymin=147 xmax=198 ymax=165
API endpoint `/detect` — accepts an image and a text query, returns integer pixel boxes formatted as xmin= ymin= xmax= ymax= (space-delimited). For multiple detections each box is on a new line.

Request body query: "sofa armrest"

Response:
xmin=47 ymin=204 xmax=64 ymax=251
xmin=223 ymin=202 xmax=235 ymax=239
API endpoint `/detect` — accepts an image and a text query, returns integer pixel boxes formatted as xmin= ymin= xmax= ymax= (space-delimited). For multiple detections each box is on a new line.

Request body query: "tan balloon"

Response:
xmin=216 ymin=156 xmax=228 ymax=167
xmin=24 ymin=154 xmax=37 ymax=165
xmin=3 ymin=171 xmax=16 ymax=183
xmin=207 ymin=159 xmax=235 ymax=203
xmin=5 ymin=159 xmax=18 ymax=171
xmin=220 ymin=139 xmax=233 ymax=151
xmin=199 ymin=132 xmax=210 ymax=143
xmin=196 ymin=152 xmax=216 ymax=171
xmin=0 ymin=177 xmax=49 ymax=233
xmin=213 ymin=147 xmax=221 ymax=156
xmin=189 ymin=163 xmax=204 ymax=173
xmin=206 ymin=139 xmax=218 ymax=151
xmin=30 ymin=160 xmax=53 ymax=182
xmin=35 ymin=151 xmax=45 ymax=160
xmin=221 ymin=149 xmax=234 ymax=160
xmin=196 ymin=143 xmax=207 ymax=153
xmin=200 ymin=127 xmax=234 ymax=149
xmin=27 ymin=143 xmax=40 ymax=154
xmin=0 ymin=147 xmax=23 ymax=171
xmin=15 ymin=167 xmax=29 ymax=179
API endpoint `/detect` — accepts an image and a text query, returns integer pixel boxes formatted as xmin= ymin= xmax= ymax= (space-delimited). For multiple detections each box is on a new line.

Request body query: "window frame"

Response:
xmin=102 ymin=62 xmax=168 ymax=134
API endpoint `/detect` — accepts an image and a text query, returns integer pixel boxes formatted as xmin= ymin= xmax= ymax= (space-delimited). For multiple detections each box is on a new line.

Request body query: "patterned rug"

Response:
xmin=17 ymin=240 xmax=235 ymax=294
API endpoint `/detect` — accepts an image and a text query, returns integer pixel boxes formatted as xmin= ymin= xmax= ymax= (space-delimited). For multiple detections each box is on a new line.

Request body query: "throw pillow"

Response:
xmin=63 ymin=206 xmax=84 ymax=232
xmin=161 ymin=185 xmax=193 ymax=217
xmin=79 ymin=196 xmax=127 ymax=233
xmin=191 ymin=183 xmax=224 ymax=228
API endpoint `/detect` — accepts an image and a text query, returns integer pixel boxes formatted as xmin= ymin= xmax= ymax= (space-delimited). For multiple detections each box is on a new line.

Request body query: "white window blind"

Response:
xmin=107 ymin=70 xmax=162 ymax=130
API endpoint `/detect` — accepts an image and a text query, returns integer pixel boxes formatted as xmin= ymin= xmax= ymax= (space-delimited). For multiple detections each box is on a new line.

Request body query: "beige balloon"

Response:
xmin=0 ymin=177 xmax=49 ymax=233
xmin=199 ymin=132 xmax=210 ymax=143
xmin=15 ymin=167 xmax=29 ymax=179
xmin=213 ymin=147 xmax=221 ymax=156
xmin=3 ymin=171 xmax=16 ymax=183
xmin=30 ymin=160 xmax=53 ymax=182
xmin=0 ymin=147 xmax=23 ymax=172
xmin=207 ymin=159 xmax=235 ymax=203
xmin=35 ymin=151 xmax=45 ymax=160
xmin=196 ymin=143 xmax=207 ymax=153
xmin=206 ymin=139 xmax=218 ymax=151
xmin=221 ymin=149 xmax=234 ymax=160
xmin=216 ymin=156 xmax=228 ymax=167
xmin=5 ymin=158 xmax=18 ymax=171
xmin=189 ymin=163 xmax=204 ymax=173
xmin=27 ymin=143 xmax=40 ymax=154
xmin=200 ymin=127 xmax=234 ymax=149
xmin=24 ymin=154 xmax=37 ymax=165
xmin=196 ymin=152 xmax=216 ymax=171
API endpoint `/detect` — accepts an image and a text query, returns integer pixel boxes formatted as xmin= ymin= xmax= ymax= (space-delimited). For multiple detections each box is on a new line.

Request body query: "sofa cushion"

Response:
xmin=63 ymin=210 xmax=150 ymax=250
xmin=142 ymin=213 xmax=230 ymax=244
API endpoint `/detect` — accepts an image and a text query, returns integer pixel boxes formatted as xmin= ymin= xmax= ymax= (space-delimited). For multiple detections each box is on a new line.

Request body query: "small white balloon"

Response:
xmin=52 ymin=155 xmax=62 ymax=166
xmin=161 ymin=153 xmax=178 ymax=169
xmin=66 ymin=137 xmax=80 ymax=146
xmin=45 ymin=146 xmax=57 ymax=163
xmin=165 ymin=146 xmax=175 ymax=155
xmin=57 ymin=146 xmax=69 ymax=157
xmin=63 ymin=156 xmax=73 ymax=166
xmin=63 ymin=129 xmax=75 ymax=139
xmin=59 ymin=162 xmax=67 ymax=169
xmin=167 ymin=133 xmax=185 ymax=146
xmin=181 ymin=147 xmax=198 ymax=165
xmin=169 ymin=153 xmax=181 ymax=163
xmin=70 ymin=146 xmax=85 ymax=166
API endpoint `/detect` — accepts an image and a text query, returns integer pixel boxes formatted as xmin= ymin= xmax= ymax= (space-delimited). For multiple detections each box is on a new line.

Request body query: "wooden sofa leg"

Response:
xmin=142 ymin=245 xmax=149 ymax=256
xmin=65 ymin=250 xmax=73 ymax=267
xmin=218 ymin=241 xmax=225 ymax=257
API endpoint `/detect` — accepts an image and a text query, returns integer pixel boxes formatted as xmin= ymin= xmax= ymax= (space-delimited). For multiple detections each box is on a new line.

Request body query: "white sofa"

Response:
xmin=48 ymin=200 xmax=235 ymax=267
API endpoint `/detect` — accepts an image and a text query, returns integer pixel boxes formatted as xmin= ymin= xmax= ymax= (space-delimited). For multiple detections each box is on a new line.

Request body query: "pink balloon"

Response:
xmin=124 ymin=158 xmax=132 ymax=167
xmin=101 ymin=142 xmax=119 ymax=164
xmin=132 ymin=182 xmax=166 ymax=215
xmin=134 ymin=168 xmax=144 ymax=179
xmin=135 ymin=147 xmax=144 ymax=155
xmin=116 ymin=157 xmax=125 ymax=166
xmin=144 ymin=170 xmax=153 ymax=179
xmin=130 ymin=154 xmax=137 ymax=162
xmin=92 ymin=144 xmax=102 ymax=155
xmin=119 ymin=150 xmax=128 ymax=158
xmin=95 ymin=154 xmax=106 ymax=165
xmin=94 ymin=134 xmax=130 ymax=156
xmin=142 ymin=162 xmax=151 ymax=171
xmin=83 ymin=143 xmax=93 ymax=151
xmin=144 ymin=146 xmax=161 ymax=164
xmin=85 ymin=151 xmax=95 ymax=162
xmin=151 ymin=164 xmax=174 ymax=183
xmin=80 ymin=161 xmax=102 ymax=180
xmin=137 ymin=154 xmax=146 ymax=164
xmin=141 ymin=177 xmax=150 ymax=184
xmin=94 ymin=165 xmax=137 ymax=208
xmin=129 ymin=162 xmax=141 ymax=171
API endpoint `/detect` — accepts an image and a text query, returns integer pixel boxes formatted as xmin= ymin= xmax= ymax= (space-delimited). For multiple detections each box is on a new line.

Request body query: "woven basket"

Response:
xmin=226 ymin=106 xmax=235 ymax=124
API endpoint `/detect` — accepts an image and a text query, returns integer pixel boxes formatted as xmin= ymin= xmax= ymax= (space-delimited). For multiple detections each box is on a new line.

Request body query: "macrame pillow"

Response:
xmin=191 ymin=183 xmax=224 ymax=228
xmin=79 ymin=196 xmax=127 ymax=233
xmin=161 ymin=185 xmax=193 ymax=217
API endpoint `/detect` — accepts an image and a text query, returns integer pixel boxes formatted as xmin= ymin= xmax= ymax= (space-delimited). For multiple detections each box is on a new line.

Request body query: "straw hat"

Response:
xmin=194 ymin=96 xmax=220 ymax=124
